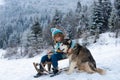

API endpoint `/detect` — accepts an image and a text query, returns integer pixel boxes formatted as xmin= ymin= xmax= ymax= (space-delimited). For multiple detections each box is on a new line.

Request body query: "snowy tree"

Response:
xmin=43 ymin=25 xmax=53 ymax=47
xmin=26 ymin=20 xmax=44 ymax=57
xmin=3 ymin=31 xmax=21 ymax=59
xmin=102 ymin=0 xmax=112 ymax=31
xmin=114 ymin=0 xmax=120 ymax=38
xmin=109 ymin=8 xmax=116 ymax=31
xmin=21 ymin=29 xmax=31 ymax=57
xmin=62 ymin=1 xmax=89 ymax=39
xmin=91 ymin=0 xmax=112 ymax=35
xmin=43 ymin=10 xmax=66 ymax=47
xmin=8 ymin=31 xmax=20 ymax=48
xmin=62 ymin=10 xmax=78 ymax=39
xmin=90 ymin=1 xmax=103 ymax=43
xmin=51 ymin=10 xmax=63 ymax=27
xmin=76 ymin=1 xmax=82 ymax=14
xmin=0 ymin=26 xmax=10 ymax=49
xmin=91 ymin=0 xmax=104 ymax=34
xmin=76 ymin=5 xmax=89 ymax=38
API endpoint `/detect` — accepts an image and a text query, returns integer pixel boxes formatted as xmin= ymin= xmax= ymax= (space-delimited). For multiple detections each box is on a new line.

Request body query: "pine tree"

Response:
xmin=4 ymin=31 xmax=20 ymax=59
xmin=51 ymin=10 xmax=63 ymax=27
xmin=91 ymin=0 xmax=112 ymax=34
xmin=90 ymin=0 xmax=103 ymax=43
xmin=8 ymin=31 xmax=20 ymax=48
xmin=76 ymin=4 xmax=89 ymax=38
xmin=62 ymin=10 xmax=77 ymax=39
xmin=114 ymin=0 xmax=120 ymax=38
xmin=91 ymin=0 xmax=104 ymax=34
xmin=76 ymin=1 xmax=82 ymax=14
xmin=27 ymin=20 xmax=44 ymax=57
xmin=102 ymin=0 xmax=112 ymax=31
xmin=109 ymin=8 xmax=116 ymax=31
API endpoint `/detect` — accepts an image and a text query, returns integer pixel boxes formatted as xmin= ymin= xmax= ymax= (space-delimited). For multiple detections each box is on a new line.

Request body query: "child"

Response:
xmin=34 ymin=28 xmax=75 ymax=77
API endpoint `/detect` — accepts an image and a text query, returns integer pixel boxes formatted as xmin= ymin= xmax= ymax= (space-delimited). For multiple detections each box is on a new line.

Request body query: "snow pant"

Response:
xmin=41 ymin=52 xmax=65 ymax=69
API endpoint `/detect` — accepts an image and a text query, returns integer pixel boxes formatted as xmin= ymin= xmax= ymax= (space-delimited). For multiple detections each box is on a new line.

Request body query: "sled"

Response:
xmin=33 ymin=62 xmax=51 ymax=74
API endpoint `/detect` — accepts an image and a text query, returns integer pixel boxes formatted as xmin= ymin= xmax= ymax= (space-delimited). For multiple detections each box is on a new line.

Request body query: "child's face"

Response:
xmin=55 ymin=36 xmax=63 ymax=42
xmin=54 ymin=33 xmax=64 ymax=42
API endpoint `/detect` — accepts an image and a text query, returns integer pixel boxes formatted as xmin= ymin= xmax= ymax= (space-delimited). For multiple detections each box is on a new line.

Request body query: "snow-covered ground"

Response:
xmin=0 ymin=32 xmax=120 ymax=80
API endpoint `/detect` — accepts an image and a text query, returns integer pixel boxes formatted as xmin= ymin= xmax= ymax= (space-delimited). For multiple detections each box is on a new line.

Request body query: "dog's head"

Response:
xmin=59 ymin=39 xmax=72 ymax=53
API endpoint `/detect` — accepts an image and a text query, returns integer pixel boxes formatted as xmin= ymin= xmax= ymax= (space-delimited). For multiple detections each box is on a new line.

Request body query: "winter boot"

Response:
xmin=34 ymin=73 xmax=42 ymax=78
xmin=34 ymin=63 xmax=45 ymax=78
xmin=52 ymin=68 xmax=59 ymax=74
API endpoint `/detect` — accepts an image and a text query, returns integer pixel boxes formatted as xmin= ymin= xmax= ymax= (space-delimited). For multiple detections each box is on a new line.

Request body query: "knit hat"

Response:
xmin=51 ymin=28 xmax=63 ymax=37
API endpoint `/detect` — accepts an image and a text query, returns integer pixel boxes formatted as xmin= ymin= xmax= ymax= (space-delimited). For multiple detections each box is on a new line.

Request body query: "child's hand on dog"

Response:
xmin=47 ymin=50 xmax=53 ymax=54
xmin=68 ymin=48 xmax=73 ymax=54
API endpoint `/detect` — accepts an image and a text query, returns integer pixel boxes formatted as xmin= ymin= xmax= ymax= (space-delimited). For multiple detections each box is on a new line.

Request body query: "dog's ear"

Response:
xmin=67 ymin=40 xmax=71 ymax=44
xmin=62 ymin=39 xmax=71 ymax=45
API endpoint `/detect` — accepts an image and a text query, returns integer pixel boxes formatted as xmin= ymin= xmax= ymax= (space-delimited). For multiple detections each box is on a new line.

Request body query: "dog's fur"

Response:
xmin=60 ymin=39 xmax=105 ymax=75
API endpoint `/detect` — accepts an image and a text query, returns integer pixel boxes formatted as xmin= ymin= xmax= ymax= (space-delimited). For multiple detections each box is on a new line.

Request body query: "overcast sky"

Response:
xmin=0 ymin=0 xmax=4 ymax=5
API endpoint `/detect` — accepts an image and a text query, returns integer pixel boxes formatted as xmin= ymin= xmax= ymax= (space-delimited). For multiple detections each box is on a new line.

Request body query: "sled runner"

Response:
xmin=33 ymin=62 xmax=68 ymax=77
xmin=33 ymin=62 xmax=50 ymax=73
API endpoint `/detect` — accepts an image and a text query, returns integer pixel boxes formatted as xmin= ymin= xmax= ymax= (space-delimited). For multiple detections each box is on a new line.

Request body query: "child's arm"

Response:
xmin=68 ymin=40 xmax=76 ymax=54
xmin=47 ymin=43 xmax=58 ymax=54
xmin=70 ymin=40 xmax=76 ymax=49
xmin=47 ymin=50 xmax=53 ymax=53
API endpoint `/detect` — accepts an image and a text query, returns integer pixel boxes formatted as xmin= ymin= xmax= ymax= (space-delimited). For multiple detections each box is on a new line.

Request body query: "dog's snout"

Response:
xmin=62 ymin=49 xmax=65 ymax=51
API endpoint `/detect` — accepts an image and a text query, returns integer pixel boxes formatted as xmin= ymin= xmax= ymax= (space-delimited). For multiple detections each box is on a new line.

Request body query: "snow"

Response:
xmin=0 ymin=49 xmax=6 ymax=59
xmin=0 ymin=32 xmax=120 ymax=80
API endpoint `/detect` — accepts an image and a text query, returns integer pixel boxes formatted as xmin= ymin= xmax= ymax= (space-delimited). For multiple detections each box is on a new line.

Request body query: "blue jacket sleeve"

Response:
xmin=70 ymin=40 xmax=76 ymax=49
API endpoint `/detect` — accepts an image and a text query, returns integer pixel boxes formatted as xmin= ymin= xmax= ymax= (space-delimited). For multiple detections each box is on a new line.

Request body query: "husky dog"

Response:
xmin=60 ymin=39 xmax=105 ymax=75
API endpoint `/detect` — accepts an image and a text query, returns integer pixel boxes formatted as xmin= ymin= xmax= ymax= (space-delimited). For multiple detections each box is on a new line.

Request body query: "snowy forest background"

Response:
xmin=0 ymin=0 xmax=120 ymax=59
